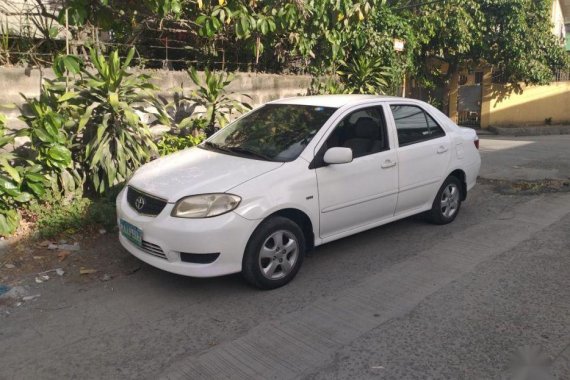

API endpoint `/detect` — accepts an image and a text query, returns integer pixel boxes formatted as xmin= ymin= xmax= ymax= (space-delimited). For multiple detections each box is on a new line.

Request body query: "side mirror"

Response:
xmin=323 ymin=147 xmax=353 ymax=165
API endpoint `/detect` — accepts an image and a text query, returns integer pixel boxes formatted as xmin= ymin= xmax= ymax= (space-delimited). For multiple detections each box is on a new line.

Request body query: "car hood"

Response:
xmin=128 ymin=147 xmax=283 ymax=202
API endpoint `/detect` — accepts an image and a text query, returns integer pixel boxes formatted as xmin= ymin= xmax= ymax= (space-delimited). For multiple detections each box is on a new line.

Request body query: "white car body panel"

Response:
xmin=129 ymin=147 xmax=282 ymax=202
xmin=117 ymin=95 xmax=481 ymax=278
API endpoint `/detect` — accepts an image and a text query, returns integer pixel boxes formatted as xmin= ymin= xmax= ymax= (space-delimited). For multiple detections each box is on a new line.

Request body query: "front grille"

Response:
xmin=179 ymin=252 xmax=220 ymax=264
xmin=127 ymin=186 xmax=167 ymax=216
xmin=142 ymin=240 xmax=167 ymax=260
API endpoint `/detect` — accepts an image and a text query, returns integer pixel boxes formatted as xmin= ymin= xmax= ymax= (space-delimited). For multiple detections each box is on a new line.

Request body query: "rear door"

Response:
xmin=387 ymin=104 xmax=451 ymax=215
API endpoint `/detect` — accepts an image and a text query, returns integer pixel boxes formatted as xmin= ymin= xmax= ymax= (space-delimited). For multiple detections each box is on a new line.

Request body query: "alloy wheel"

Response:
xmin=258 ymin=230 xmax=299 ymax=280
xmin=440 ymin=183 xmax=460 ymax=219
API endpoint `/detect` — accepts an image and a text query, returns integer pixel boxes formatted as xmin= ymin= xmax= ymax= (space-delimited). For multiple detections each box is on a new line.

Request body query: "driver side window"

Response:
xmin=323 ymin=107 xmax=388 ymax=159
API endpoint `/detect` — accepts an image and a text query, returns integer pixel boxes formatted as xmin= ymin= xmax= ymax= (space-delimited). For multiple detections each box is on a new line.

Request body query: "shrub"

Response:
xmin=73 ymin=48 xmax=162 ymax=194
xmin=188 ymin=67 xmax=251 ymax=136
xmin=0 ymin=114 xmax=48 ymax=236
xmin=22 ymin=48 xmax=165 ymax=196
xmin=337 ymin=56 xmax=392 ymax=95
xmin=157 ymin=132 xmax=205 ymax=156
xmin=18 ymin=92 xmax=83 ymax=197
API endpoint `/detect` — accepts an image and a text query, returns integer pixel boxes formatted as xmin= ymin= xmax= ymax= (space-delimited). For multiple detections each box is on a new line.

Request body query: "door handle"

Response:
xmin=381 ymin=160 xmax=397 ymax=169
xmin=437 ymin=146 xmax=449 ymax=154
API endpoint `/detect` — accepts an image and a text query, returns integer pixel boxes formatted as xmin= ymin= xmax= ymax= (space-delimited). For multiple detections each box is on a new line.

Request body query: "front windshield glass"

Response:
xmin=203 ymin=104 xmax=337 ymax=162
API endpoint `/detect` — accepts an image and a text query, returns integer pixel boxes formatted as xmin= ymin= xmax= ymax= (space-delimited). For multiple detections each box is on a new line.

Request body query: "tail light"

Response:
xmin=474 ymin=139 xmax=479 ymax=150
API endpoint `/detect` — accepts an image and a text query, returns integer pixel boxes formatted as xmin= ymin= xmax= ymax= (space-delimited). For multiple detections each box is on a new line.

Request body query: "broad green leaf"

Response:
xmin=47 ymin=145 xmax=72 ymax=164
xmin=1 ymin=161 xmax=21 ymax=183
xmin=13 ymin=192 xmax=31 ymax=203
xmin=58 ymin=92 xmax=78 ymax=103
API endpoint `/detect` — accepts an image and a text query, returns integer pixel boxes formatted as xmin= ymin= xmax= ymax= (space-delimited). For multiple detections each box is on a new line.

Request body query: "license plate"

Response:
xmin=120 ymin=219 xmax=143 ymax=247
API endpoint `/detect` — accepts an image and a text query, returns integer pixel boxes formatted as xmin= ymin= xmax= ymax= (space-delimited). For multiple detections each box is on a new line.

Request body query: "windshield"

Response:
xmin=202 ymin=104 xmax=337 ymax=162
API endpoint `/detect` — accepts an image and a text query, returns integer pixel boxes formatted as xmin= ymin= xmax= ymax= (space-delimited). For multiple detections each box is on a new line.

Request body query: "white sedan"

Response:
xmin=117 ymin=95 xmax=481 ymax=289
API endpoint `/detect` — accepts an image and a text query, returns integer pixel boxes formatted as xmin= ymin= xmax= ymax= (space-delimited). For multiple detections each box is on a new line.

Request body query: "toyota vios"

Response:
xmin=117 ymin=95 xmax=481 ymax=289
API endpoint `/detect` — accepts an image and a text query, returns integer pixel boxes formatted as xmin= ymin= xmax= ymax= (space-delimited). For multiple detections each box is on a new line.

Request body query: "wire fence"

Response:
xmin=0 ymin=1 xmax=306 ymax=73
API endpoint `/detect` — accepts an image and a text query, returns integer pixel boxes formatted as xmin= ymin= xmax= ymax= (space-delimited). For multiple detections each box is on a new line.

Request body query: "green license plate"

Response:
xmin=120 ymin=219 xmax=143 ymax=247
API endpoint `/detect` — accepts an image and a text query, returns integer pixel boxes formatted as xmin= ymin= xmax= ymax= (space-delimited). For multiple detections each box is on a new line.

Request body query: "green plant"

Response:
xmin=0 ymin=114 xmax=48 ymax=236
xmin=188 ymin=67 xmax=251 ymax=136
xmin=74 ymin=48 xmax=161 ymax=194
xmin=308 ymin=75 xmax=349 ymax=95
xmin=46 ymin=48 xmax=163 ymax=195
xmin=25 ymin=195 xmax=117 ymax=238
xmin=19 ymin=94 xmax=83 ymax=197
xmin=157 ymin=132 xmax=205 ymax=156
xmin=337 ymin=56 xmax=392 ymax=95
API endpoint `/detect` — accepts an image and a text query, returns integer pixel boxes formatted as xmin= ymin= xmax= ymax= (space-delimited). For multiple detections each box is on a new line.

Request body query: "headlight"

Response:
xmin=171 ymin=193 xmax=241 ymax=218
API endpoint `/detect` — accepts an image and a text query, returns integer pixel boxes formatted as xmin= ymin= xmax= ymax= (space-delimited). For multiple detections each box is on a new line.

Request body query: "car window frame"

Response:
xmin=388 ymin=103 xmax=447 ymax=147
xmin=309 ymin=104 xmax=390 ymax=169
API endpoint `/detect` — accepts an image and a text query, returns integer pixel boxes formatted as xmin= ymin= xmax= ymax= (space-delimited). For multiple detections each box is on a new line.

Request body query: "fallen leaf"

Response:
xmin=57 ymin=251 xmax=71 ymax=262
xmin=80 ymin=267 xmax=97 ymax=275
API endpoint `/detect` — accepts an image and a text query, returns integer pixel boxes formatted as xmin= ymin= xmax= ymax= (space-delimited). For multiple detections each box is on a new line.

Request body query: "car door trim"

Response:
xmin=321 ymin=189 xmax=399 ymax=213
xmin=398 ymin=177 xmax=440 ymax=193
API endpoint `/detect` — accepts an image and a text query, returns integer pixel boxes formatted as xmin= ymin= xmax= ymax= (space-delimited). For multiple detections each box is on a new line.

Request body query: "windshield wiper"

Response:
xmin=220 ymin=146 xmax=275 ymax=161
xmin=203 ymin=141 xmax=231 ymax=153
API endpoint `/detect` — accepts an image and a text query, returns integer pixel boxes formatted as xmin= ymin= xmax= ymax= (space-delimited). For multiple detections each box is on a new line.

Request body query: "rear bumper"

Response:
xmin=116 ymin=188 xmax=259 ymax=278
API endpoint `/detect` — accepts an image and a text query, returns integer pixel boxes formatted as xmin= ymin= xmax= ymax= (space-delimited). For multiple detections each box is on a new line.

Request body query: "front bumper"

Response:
xmin=116 ymin=188 xmax=259 ymax=277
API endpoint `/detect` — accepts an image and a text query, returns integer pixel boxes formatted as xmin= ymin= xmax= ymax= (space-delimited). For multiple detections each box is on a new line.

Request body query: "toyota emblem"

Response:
xmin=135 ymin=196 xmax=146 ymax=211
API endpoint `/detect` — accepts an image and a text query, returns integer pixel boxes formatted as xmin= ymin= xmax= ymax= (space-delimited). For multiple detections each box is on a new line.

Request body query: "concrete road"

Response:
xmin=1 ymin=135 xmax=570 ymax=379
xmin=479 ymin=134 xmax=570 ymax=181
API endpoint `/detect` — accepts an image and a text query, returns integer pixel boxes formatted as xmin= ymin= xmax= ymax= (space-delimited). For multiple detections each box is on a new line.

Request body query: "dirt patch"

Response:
xmin=479 ymin=177 xmax=570 ymax=195
xmin=0 ymin=227 xmax=141 ymax=290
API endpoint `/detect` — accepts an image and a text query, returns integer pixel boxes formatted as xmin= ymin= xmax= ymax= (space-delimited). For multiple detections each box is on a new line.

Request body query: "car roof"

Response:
xmin=268 ymin=94 xmax=406 ymax=108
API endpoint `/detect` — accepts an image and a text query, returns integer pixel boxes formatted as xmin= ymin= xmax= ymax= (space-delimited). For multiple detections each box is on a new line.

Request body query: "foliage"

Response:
xmin=0 ymin=114 xmax=48 ymax=236
xmin=410 ymin=0 xmax=569 ymax=112
xmin=338 ymin=56 xmax=392 ymax=94
xmin=188 ymin=67 xmax=251 ymax=136
xmin=73 ymin=48 xmax=160 ymax=194
xmin=308 ymin=76 xmax=349 ymax=95
xmin=25 ymin=195 xmax=116 ymax=238
xmin=32 ymin=48 xmax=162 ymax=195
xmin=18 ymin=93 xmax=83 ymax=197
xmin=479 ymin=0 xmax=570 ymax=85
xmin=157 ymin=132 xmax=205 ymax=156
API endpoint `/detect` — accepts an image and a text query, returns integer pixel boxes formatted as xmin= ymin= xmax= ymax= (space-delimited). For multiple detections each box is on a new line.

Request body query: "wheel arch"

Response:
xmin=449 ymin=169 xmax=467 ymax=201
xmin=263 ymin=208 xmax=315 ymax=252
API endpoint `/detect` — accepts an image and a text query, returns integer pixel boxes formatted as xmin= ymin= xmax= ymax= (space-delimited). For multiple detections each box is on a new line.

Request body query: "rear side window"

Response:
xmin=390 ymin=105 xmax=446 ymax=146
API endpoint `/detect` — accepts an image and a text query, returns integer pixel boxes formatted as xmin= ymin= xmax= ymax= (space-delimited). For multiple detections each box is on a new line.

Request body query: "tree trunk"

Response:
xmin=442 ymin=62 xmax=459 ymax=120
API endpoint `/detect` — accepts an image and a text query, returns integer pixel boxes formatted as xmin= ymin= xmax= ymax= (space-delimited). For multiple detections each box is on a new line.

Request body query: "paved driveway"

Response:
xmin=1 ymin=135 xmax=569 ymax=379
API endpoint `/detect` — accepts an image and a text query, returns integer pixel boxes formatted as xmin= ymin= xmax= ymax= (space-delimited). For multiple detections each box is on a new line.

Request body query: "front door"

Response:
xmin=315 ymin=106 xmax=398 ymax=238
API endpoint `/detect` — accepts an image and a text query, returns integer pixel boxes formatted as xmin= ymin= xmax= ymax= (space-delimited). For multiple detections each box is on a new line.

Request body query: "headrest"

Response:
xmin=354 ymin=117 xmax=379 ymax=139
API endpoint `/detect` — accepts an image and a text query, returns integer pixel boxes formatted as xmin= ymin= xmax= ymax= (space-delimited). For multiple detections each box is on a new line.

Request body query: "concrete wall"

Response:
xmin=0 ymin=67 xmax=312 ymax=128
xmin=483 ymin=81 xmax=570 ymax=127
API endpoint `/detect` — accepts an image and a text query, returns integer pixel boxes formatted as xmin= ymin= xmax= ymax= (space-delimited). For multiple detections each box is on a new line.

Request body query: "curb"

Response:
xmin=488 ymin=125 xmax=570 ymax=136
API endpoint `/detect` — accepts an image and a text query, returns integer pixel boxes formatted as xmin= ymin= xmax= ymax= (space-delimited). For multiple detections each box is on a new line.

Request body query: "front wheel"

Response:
xmin=427 ymin=176 xmax=462 ymax=225
xmin=242 ymin=216 xmax=306 ymax=290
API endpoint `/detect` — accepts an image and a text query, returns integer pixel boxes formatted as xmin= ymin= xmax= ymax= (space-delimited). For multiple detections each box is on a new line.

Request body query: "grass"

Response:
xmin=24 ymin=196 xmax=117 ymax=239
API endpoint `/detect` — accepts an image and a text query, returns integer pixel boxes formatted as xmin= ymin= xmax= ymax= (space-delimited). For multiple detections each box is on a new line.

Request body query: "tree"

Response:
xmin=408 ymin=0 xmax=569 ymax=115
xmin=479 ymin=0 xmax=569 ymax=86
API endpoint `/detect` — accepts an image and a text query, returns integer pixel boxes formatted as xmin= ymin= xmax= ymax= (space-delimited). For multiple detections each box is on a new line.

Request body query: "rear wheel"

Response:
xmin=242 ymin=216 xmax=306 ymax=290
xmin=427 ymin=176 xmax=462 ymax=225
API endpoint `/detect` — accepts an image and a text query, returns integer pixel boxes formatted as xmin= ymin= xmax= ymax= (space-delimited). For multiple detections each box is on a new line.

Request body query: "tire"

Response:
xmin=242 ymin=216 xmax=306 ymax=290
xmin=427 ymin=176 xmax=463 ymax=225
